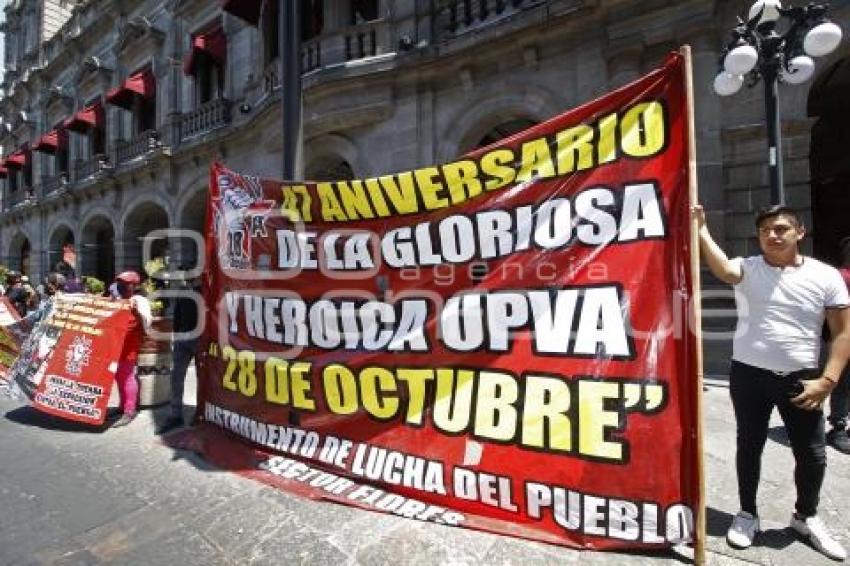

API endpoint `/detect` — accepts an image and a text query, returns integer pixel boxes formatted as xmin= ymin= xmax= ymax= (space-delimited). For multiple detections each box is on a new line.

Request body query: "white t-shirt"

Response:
xmin=731 ymin=255 xmax=850 ymax=372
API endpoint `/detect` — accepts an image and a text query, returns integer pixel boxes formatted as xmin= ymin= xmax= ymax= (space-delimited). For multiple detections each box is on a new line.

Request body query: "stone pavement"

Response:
xmin=0 ymin=372 xmax=848 ymax=565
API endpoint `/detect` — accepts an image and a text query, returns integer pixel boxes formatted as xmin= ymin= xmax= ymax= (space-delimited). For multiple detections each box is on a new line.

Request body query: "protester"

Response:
xmin=111 ymin=271 xmax=152 ymax=428
xmin=4 ymin=271 xmax=28 ymax=317
xmin=695 ymin=204 xmax=850 ymax=560
xmin=827 ymin=236 xmax=850 ymax=454
xmin=21 ymin=276 xmax=39 ymax=312
xmin=106 ymin=280 xmax=121 ymax=299
xmin=157 ymin=271 xmax=200 ymax=434
xmin=53 ymin=261 xmax=85 ymax=293
xmin=25 ymin=273 xmax=66 ymax=324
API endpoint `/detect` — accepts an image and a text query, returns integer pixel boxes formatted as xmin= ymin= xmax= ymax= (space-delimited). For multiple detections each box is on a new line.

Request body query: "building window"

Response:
xmin=91 ymin=125 xmax=106 ymax=156
xmin=64 ymin=98 xmax=107 ymax=159
xmin=106 ymin=68 xmax=157 ymax=137
xmin=134 ymin=97 xmax=156 ymax=134
xmin=351 ymin=0 xmax=379 ymax=24
xmin=184 ymin=25 xmax=227 ymax=105
xmin=263 ymin=0 xmax=280 ymax=65
xmin=56 ymin=130 xmax=70 ymax=177
xmin=302 ymin=0 xmax=323 ymax=40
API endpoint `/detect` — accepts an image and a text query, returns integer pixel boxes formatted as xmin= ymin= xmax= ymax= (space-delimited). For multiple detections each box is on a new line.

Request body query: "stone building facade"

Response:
xmin=0 ymin=0 xmax=847 ymax=291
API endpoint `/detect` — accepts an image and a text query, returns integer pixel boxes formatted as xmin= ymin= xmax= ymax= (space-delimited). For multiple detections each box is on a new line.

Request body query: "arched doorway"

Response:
xmin=47 ymin=225 xmax=76 ymax=274
xmin=809 ymin=56 xmax=850 ymax=265
xmin=473 ymin=117 xmax=539 ymax=150
xmin=122 ymin=201 xmax=169 ymax=274
xmin=8 ymin=232 xmax=31 ymax=276
xmin=305 ymin=156 xmax=355 ymax=182
xmin=81 ymin=216 xmax=115 ymax=283
xmin=20 ymin=239 xmax=31 ymax=276
xmin=177 ymin=188 xmax=207 ymax=269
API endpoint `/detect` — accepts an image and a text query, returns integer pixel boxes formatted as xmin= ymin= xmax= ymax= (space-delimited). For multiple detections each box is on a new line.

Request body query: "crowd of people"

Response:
xmin=1 ymin=261 xmax=199 ymax=433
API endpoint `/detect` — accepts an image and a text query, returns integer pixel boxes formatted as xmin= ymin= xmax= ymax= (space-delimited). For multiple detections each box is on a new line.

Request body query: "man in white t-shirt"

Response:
xmin=695 ymin=204 xmax=850 ymax=561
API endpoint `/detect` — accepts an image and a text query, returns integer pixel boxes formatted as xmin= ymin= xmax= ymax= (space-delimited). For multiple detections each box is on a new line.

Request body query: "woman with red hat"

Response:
xmin=112 ymin=270 xmax=152 ymax=427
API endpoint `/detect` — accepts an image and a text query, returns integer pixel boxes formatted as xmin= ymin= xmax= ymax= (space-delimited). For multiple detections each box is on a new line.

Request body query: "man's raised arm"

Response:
xmin=693 ymin=205 xmax=743 ymax=285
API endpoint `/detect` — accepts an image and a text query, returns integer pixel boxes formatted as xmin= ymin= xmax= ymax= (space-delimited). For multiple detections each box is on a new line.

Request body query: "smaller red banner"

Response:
xmin=64 ymin=101 xmax=105 ymax=133
xmin=106 ymin=70 xmax=156 ymax=110
xmin=184 ymin=26 xmax=227 ymax=75
xmin=33 ymin=129 xmax=68 ymax=154
xmin=30 ymin=295 xmax=133 ymax=425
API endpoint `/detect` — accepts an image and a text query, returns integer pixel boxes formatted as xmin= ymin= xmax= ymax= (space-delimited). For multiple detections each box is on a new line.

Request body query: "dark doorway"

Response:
xmin=809 ymin=56 xmax=850 ymax=265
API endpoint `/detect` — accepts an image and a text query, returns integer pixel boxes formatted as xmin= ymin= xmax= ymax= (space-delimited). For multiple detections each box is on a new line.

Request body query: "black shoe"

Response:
xmin=827 ymin=428 xmax=850 ymax=454
xmin=111 ymin=412 xmax=137 ymax=428
xmin=156 ymin=416 xmax=185 ymax=435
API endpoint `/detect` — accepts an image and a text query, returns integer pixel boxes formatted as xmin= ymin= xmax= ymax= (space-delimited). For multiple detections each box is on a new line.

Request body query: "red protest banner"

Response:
xmin=29 ymin=295 xmax=133 ymax=425
xmin=182 ymin=51 xmax=700 ymax=551
xmin=0 ymin=296 xmax=22 ymax=325
xmin=0 ymin=297 xmax=24 ymax=385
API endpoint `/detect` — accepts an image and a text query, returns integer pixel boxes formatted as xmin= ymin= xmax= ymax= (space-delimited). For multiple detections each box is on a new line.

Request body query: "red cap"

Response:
xmin=115 ymin=271 xmax=141 ymax=285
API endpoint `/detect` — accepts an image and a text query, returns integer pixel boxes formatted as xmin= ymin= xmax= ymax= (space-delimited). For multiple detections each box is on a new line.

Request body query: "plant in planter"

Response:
xmin=143 ymin=257 xmax=167 ymax=316
xmin=82 ymin=275 xmax=105 ymax=295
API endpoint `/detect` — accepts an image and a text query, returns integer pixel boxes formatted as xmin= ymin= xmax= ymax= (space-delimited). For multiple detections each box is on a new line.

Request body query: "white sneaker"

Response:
xmin=791 ymin=514 xmax=847 ymax=561
xmin=727 ymin=511 xmax=760 ymax=548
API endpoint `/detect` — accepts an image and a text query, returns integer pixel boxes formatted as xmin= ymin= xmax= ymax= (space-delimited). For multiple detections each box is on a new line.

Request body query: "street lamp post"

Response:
xmin=714 ymin=0 xmax=843 ymax=205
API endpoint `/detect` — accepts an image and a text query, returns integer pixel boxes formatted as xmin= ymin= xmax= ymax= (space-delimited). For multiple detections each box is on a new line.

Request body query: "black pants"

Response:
xmin=729 ymin=360 xmax=826 ymax=518
xmin=828 ymin=366 xmax=850 ymax=430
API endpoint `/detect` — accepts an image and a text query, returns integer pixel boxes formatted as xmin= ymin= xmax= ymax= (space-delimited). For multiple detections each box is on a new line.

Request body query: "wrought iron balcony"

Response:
xmin=300 ymin=19 xmax=391 ymax=72
xmin=115 ymin=130 xmax=161 ymax=165
xmin=73 ymin=154 xmax=110 ymax=182
xmin=41 ymin=172 xmax=69 ymax=196
xmin=6 ymin=187 xmax=35 ymax=209
xmin=303 ymin=37 xmax=322 ymax=72
xmin=435 ymin=0 xmax=537 ymax=38
xmin=180 ymin=98 xmax=232 ymax=141
xmin=344 ymin=21 xmax=381 ymax=61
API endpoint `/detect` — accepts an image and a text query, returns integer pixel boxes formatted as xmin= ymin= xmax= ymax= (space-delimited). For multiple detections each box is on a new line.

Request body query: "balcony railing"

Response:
xmin=73 ymin=154 xmax=110 ymax=182
xmin=6 ymin=187 xmax=35 ymax=209
xmin=303 ymin=37 xmax=322 ymax=72
xmin=115 ymin=130 xmax=160 ymax=165
xmin=435 ymin=0 xmax=539 ymax=38
xmin=345 ymin=22 xmax=380 ymax=61
xmin=301 ymin=20 xmax=391 ymax=72
xmin=180 ymin=98 xmax=232 ymax=141
xmin=41 ymin=172 xmax=69 ymax=196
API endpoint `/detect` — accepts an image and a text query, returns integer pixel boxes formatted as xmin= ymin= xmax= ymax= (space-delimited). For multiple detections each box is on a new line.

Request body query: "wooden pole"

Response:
xmin=680 ymin=44 xmax=706 ymax=566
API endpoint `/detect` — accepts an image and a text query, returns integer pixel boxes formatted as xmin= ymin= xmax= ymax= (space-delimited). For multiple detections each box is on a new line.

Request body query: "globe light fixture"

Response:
xmin=714 ymin=2 xmax=843 ymax=205
xmin=749 ymin=0 xmax=782 ymax=24
xmin=804 ymin=21 xmax=843 ymax=57
xmin=724 ymin=43 xmax=759 ymax=75
xmin=780 ymin=55 xmax=815 ymax=84
xmin=714 ymin=72 xmax=745 ymax=96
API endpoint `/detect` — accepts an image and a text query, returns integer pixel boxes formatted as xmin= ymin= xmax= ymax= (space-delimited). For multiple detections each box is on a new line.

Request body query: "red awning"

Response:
xmin=184 ymin=26 xmax=227 ymax=75
xmin=64 ymin=101 xmax=105 ymax=133
xmin=222 ymin=0 xmax=263 ymax=26
xmin=5 ymin=146 xmax=30 ymax=169
xmin=33 ymin=129 xmax=68 ymax=154
xmin=106 ymin=69 xmax=156 ymax=110
xmin=0 ymin=166 xmax=8 ymax=179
